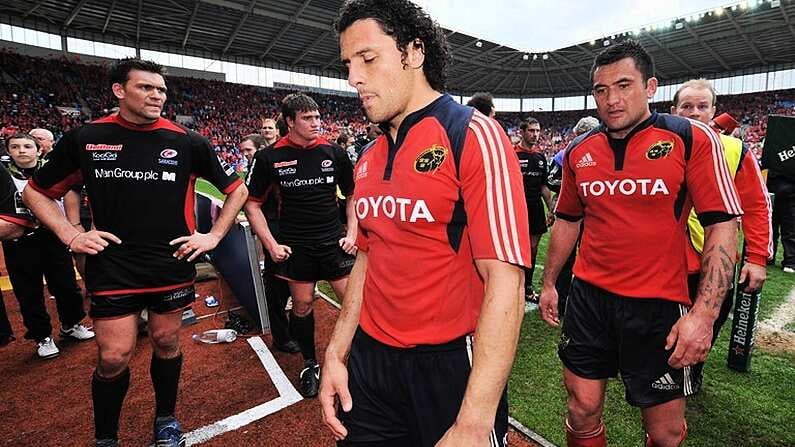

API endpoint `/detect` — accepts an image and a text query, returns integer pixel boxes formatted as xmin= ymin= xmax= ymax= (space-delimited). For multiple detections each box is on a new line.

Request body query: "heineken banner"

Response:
xmin=762 ymin=115 xmax=795 ymax=180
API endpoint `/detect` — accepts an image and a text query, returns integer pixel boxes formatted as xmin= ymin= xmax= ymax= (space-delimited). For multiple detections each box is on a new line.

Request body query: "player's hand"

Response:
xmin=665 ymin=311 xmax=714 ymax=368
xmin=339 ymin=235 xmax=357 ymax=255
xmin=169 ymin=231 xmax=220 ymax=262
xmin=267 ymin=244 xmax=292 ymax=263
xmin=320 ymin=358 xmax=352 ymax=441
xmin=539 ymin=286 xmax=560 ymax=327
xmin=738 ymin=262 xmax=766 ymax=292
xmin=435 ymin=422 xmax=491 ymax=447
xmin=69 ymin=230 xmax=121 ymax=255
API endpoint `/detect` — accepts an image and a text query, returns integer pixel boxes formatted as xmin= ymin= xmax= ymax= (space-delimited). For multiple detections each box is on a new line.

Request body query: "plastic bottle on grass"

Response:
xmin=192 ymin=329 xmax=237 ymax=344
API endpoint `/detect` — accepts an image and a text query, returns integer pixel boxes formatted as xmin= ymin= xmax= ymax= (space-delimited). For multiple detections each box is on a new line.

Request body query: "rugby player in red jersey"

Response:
xmin=540 ymin=41 xmax=742 ymax=447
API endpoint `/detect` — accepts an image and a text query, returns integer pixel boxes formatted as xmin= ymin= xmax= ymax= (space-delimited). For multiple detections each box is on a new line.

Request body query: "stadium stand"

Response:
xmin=2 ymin=50 xmax=793 ymax=170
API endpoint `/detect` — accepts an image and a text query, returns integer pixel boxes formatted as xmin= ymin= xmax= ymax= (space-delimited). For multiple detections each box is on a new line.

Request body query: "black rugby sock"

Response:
xmin=289 ymin=311 xmax=316 ymax=362
xmin=92 ymin=368 xmax=130 ymax=441
xmin=150 ymin=353 xmax=183 ymax=418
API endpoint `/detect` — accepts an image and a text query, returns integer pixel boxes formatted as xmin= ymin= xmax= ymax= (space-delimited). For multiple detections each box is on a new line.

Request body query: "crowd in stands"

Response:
xmin=2 ymin=50 xmax=794 ymax=169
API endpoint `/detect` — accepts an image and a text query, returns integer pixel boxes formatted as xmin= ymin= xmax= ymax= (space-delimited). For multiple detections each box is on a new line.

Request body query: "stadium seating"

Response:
xmin=2 ymin=50 xmax=793 ymax=169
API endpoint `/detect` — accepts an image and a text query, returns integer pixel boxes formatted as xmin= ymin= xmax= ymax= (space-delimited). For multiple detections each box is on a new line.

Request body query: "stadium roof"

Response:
xmin=2 ymin=0 xmax=795 ymax=97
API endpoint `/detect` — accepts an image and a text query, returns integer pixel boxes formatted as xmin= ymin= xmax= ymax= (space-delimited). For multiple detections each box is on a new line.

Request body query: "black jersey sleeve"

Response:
xmin=245 ymin=149 xmax=274 ymax=204
xmin=189 ymin=132 xmax=242 ymax=195
xmin=334 ymin=144 xmax=355 ymax=197
xmin=0 ymin=167 xmax=34 ymax=227
xmin=29 ymin=129 xmax=84 ymax=199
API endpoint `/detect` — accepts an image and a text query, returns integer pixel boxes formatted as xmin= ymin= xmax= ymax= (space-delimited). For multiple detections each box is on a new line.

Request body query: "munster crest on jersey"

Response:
xmin=414 ymin=145 xmax=448 ymax=173
xmin=646 ymin=141 xmax=674 ymax=160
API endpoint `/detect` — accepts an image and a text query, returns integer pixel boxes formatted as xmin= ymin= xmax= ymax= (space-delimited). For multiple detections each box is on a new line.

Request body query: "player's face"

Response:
xmin=240 ymin=140 xmax=258 ymax=163
xmin=7 ymin=138 xmax=39 ymax=168
xmin=113 ymin=69 xmax=166 ymax=124
xmin=288 ymin=110 xmax=321 ymax=143
xmin=29 ymin=131 xmax=53 ymax=152
xmin=261 ymin=120 xmax=278 ymax=142
xmin=592 ymin=57 xmax=657 ymax=136
xmin=671 ymin=87 xmax=716 ymax=125
xmin=522 ymin=124 xmax=541 ymax=147
xmin=340 ymin=19 xmax=414 ymax=125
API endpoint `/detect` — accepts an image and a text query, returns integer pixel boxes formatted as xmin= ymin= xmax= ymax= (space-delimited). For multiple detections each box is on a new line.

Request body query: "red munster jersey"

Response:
xmin=355 ymin=95 xmax=531 ymax=348
xmin=555 ymin=113 xmax=742 ymax=305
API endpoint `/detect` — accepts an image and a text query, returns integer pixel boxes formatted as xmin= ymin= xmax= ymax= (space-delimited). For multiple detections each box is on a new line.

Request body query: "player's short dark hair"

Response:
xmin=520 ymin=117 xmax=540 ymax=130
xmin=590 ymin=40 xmax=654 ymax=85
xmin=109 ymin=58 xmax=165 ymax=87
xmin=275 ymin=115 xmax=288 ymax=136
xmin=336 ymin=0 xmax=450 ymax=92
xmin=467 ymin=92 xmax=495 ymax=116
xmin=6 ymin=132 xmax=38 ymax=150
xmin=241 ymin=133 xmax=267 ymax=149
xmin=281 ymin=93 xmax=319 ymax=121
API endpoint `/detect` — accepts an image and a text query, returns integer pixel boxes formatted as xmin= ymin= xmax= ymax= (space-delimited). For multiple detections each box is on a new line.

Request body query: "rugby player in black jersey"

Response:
xmin=23 ymin=58 xmax=248 ymax=447
xmin=244 ymin=93 xmax=356 ymax=398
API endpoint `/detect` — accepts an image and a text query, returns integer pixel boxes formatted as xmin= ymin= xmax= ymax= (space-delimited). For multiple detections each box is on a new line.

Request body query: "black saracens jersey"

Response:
xmin=29 ymin=114 xmax=243 ymax=295
xmin=246 ymin=136 xmax=354 ymax=245
xmin=514 ymin=145 xmax=548 ymax=202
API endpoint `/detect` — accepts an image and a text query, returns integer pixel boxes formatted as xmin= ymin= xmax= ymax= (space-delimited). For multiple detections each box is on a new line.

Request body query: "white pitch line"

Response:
xmin=185 ymin=336 xmax=302 ymax=445
xmin=760 ymin=285 xmax=795 ymax=331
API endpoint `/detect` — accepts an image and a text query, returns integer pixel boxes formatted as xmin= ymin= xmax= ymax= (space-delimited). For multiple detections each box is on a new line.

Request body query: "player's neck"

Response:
xmin=387 ymin=84 xmax=442 ymax=140
xmin=287 ymin=133 xmax=316 ymax=148
xmin=519 ymin=142 xmax=536 ymax=152
xmin=117 ymin=108 xmax=158 ymax=126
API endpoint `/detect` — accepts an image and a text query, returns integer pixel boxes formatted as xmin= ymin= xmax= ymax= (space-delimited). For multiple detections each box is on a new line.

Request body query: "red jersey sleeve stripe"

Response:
xmin=467 ymin=118 xmax=507 ymax=262
xmin=469 ymin=113 xmax=524 ymax=264
xmin=692 ymin=121 xmax=743 ymax=215
xmin=479 ymin=115 xmax=525 ymax=264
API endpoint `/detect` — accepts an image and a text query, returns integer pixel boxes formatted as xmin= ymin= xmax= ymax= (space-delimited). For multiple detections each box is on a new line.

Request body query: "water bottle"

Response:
xmin=192 ymin=329 xmax=237 ymax=344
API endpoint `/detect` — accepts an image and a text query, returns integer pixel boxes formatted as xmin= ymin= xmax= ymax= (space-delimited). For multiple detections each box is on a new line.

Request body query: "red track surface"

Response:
xmin=0 ymin=264 xmax=539 ymax=447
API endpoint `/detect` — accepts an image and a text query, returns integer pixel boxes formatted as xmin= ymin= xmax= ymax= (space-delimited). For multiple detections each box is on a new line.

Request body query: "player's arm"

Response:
xmin=240 ymin=151 xmax=291 ymax=261
xmin=734 ymin=148 xmax=773 ymax=291
xmin=320 ymin=250 xmax=368 ymax=440
xmin=437 ymin=117 xmax=530 ymax=446
xmin=63 ymin=189 xmax=82 ymax=228
xmin=540 ymin=145 xmax=583 ymax=326
xmin=24 ymin=131 xmax=120 ymax=254
xmin=666 ymin=122 xmax=742 ymax=368
xmin=337 ymin=146 xmax=358 ymax=254
xmin=171 ymin=133 xmax=249 ymax=261
xmin=0 ymin=220 xmax=24 ymax=240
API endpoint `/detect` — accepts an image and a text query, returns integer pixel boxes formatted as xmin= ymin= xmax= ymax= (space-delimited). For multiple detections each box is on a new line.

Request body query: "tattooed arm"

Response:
xmin=666 ymin=219 xmax=738 ymax=368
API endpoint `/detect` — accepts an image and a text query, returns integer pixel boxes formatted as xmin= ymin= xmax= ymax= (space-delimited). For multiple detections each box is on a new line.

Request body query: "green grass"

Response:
xmin=233 ymin=185 xmax=794 ymax=446
xmin=515 ymin=233 xmax=795 ymax=446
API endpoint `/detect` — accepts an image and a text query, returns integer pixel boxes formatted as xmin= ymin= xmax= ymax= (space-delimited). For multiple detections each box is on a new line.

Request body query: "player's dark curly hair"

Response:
xmin=109 ymin=58 xmax=165 ymax=87
xmin=590 ymin=40 xmax=654 ymax=85
xmin=281 ymin=93 xmax=319 ymax=121
xmin=467 ymin=92 xmax=494 ymax=116
xmin=335 ymin=0 xmax=450 ymax=92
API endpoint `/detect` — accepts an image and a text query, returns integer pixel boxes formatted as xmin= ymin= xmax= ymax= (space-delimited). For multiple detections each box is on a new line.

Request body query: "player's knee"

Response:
xmin=97 ymin=349 xmax=132 ymax=376
xmin=291 ymin=299 xmax=313 ymax=317
xmin=645 ymin=421 xmax=687 ymax=447
xmin=150 ymin=328 xmax=180 ymax=354
xmin=567 ymin=394 xmax=603 ymax=427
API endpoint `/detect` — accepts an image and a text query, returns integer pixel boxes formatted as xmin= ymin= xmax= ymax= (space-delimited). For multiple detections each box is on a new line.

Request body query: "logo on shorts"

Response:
xmin=414 ymin=145 xmax=447 ymax=173
xmin=646 ymin=141 xmax=673 ymax=160
xmin=160 ymin=148 xmax=178 ymax=159
xmin=575 ymin=152 xmax=596 ymax=168
xmin=651 ymin=373 xmax=680 ymax=391
xmin=558 ymin=333 xmax=570 ymax=351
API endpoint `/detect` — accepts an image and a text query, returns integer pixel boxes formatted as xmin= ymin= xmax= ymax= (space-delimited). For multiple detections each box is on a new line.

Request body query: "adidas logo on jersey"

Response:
xmin=651 ymin=373 xmax=680 ymax=391
xmin=575 ymin=152 xmax=597 ymax=168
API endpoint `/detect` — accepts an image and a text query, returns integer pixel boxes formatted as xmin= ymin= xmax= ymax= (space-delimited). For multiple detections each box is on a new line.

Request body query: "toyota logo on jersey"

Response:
xmin=356 ymin=195 xmax=435 ymax=223
xmin=579 ymin=178 xmax=670 ymax=197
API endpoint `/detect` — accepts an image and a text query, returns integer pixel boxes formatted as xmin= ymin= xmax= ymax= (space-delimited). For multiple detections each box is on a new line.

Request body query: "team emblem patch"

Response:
xmin=160 ymin=148 xmax=178 ymax=158
xmin=646 ymin=141 xmax=674 ymax=160
xmin=414 ymin=145 xmax=448 ymax=173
